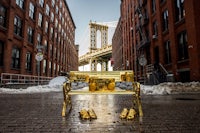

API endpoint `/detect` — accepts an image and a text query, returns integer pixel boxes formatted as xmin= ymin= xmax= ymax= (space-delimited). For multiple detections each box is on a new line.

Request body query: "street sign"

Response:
xmin=139 ymin=55 xmax=147 ymax=66
xmin=35 ymin=52 xmax=43 ymax=61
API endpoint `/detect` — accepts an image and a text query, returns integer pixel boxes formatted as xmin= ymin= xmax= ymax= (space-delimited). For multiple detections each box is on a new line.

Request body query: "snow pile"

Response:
xmin=49 ymin=76 xmax=67 ymax=86
xmin=0 ymin=76 xmax=67 ymax=94
xmin=0 ymin=75 xmax=200 ymax=95
xmin=141 ymin=82 xmax=200 ymax=95
xmin=140 ymin=84 xmax=172 ymax=95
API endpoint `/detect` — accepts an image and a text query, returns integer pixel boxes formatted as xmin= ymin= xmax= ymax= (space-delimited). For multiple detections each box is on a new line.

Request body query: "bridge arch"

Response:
xmin=89 ymin=22 xmax=108 ymax=53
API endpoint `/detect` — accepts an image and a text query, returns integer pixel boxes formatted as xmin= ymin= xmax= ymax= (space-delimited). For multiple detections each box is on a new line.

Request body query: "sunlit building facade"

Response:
xmin=112 ymin=17 xmax=123 ymax=70
xmin=113 ymin=0 xmax=200 ymax=82
xmin=0 ymin=0 xmax=78 ymax=78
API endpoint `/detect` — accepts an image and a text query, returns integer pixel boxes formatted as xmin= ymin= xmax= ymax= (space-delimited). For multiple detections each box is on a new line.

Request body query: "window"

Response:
xmin=54 ymin=47 xmax=56 ymax=59
xmin=11 ymin=47 xmax=20 ymax=69
xmin=14 ymin=16 xmax=22 ymax=36
xmin=62 ymin=18 xmax=64 ymax=25
xmin=50 ymin=27 xmax=54 ymax=38
xmin=49 ymin=61 xmax=52 ymax=76
xmin=54 ymin=63 xmax=56 ymax=75
xmin=57 ymin=49 xmax=60 ymax=62
xmin=27 ymin=26 xmax=34 ymax=43
xmin=175 ymin=0 xmax=185 ymax=22
xmin=37 ymin=34 xmax=42 ymax=46
xmin=152 ymin=0 xmax=156 ymax=13
xmin=55 ymin=19 xmax=58 ymax=28
xmin=29 ymin=2 xmax=35 ymax=19
xmin=50 ymin=45 xmax=53 ymax=58
xmin=162 ymin=10 xmax=169 ymax=32
xmin=177 ymin=31 xmax=188 ymax=60
xmin=58 ymin=24 xmax=61 ymax=33
xmin=60 ymin=1 xmax=62 ymax=8
xmin=25 ymin=52 xmax=32 ymax=71
xmin=39 ymin=0 xmax=44 ymax=7
xmin=56 ymin=6 xmax=58 ymax=14
xmin=59 ymin=12 xmax=62 ymax=20
xmin=38 ymin=13 xmax=43 ymax=27
xmin=45 ymin=21 xmax=49 ymax=33
xmin=55 ymin=32 xmax=57 ymax=43
xmin=0 ymin=4 xmax=6 ymax=27
xmin=46 ymin=4 xmax=50 ymax=16
xmin=51 ymin=12 xmax=54 ymax=22
xmin=0 ymin=41 xmax=4 ymax=66
xmin=44 ymin=40 xmax=48 ymax=53
xmin=43 ymin=59 xmax=47 ymax=73
xmin=62 ymin=7 xmax=64 ymax=14
xmin=153 ymin=21 xmax=158 ymax=36
xmin=164 ymin=40 xmax=171 ymax=64
xmin=52 ymin=0 xmax=55 ymax=7
xmin=16 ymin=0 xmax=24 ymax=9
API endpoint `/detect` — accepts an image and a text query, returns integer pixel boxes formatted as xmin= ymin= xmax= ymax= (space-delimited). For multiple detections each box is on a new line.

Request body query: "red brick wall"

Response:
xmin=117 ymin=0 xmax=200 ymax=82
xmin=0 ymin=0 xmax=78 ymax=78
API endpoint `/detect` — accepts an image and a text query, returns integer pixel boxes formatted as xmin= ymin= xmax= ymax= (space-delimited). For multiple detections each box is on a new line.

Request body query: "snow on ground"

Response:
xmin=0 ymin=76 xmax=67 ymax=94
xmin=141 ymin=82 xmax=200 ymax=95
xmin=0 ymin=76 xmax=200 ymax=95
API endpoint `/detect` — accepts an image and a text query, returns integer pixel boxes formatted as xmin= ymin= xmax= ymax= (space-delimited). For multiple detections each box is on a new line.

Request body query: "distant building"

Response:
xmin=113 ymin=0 xmax=200 ymax=82
xmin=112 ymin=17 xmax=123 ymax=70
xmin=0 ymin=0 xmax=78 ymax=78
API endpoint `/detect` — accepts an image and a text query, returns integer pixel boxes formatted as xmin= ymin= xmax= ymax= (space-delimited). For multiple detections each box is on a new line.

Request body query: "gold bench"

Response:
xmin=62 ymin=70 xmax=143 ymax=118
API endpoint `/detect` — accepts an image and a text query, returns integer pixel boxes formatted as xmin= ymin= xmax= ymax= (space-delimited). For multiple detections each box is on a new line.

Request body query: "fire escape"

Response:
xmin=135 ymin=0 xmax=172 ymax=85
xmin=135 ymin=0 xmax=150 ymax=50
xmin=135 ymin=0 xmax=150 ymax=83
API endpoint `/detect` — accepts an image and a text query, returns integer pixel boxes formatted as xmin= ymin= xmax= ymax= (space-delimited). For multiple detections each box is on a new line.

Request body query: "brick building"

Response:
xmin=112 ymin=17 xmax=123 ymax=70
xmin=0 ymin=0 xmax=78 ymax=78
xmin=112 ymin=0 xmax=200 ymax=82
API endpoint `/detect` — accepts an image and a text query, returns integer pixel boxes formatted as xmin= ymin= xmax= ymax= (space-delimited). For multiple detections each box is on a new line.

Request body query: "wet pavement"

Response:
xmin=0 ymin=92 xmax=200 ymax=133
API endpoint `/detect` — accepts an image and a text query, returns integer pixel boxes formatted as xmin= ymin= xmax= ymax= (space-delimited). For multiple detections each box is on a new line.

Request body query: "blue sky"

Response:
xmin=66 ymin=0 xmax=121 ymax=45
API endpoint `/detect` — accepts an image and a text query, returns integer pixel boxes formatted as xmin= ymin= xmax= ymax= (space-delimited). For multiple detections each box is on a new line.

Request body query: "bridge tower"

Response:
xmin=89 ymin=22 xmax=109 ymax=71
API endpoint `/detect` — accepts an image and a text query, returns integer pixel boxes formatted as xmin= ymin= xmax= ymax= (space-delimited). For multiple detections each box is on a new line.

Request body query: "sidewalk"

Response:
xmin=0 ymin=92 xmax=200 ymax=133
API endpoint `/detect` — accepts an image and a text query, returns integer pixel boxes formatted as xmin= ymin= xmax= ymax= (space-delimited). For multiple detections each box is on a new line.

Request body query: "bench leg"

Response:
xmin=62 ymin=101 xmax=67 ymax=117
xmin=62 ymin=82 xmax=71 ymax=117
xmin=62 ymin=95 xmax=72 ymax=117
xmin=132 ymin=82 xmax=143 ymax=117
xmin=137 ymin=96 xmax=143 ymax=117
xmin=68 ymin=95 xmax=72 ymax=111
xmin=132 ymin=94 xmax=143 ymax=117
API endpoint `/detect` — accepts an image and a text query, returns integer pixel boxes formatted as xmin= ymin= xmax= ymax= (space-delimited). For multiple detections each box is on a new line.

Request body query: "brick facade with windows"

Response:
xmin=112 ymin=0 xmax=200 ymax=82
xmin=0 ymin=0 xmax=78 ymax=78
xmin=112 ymin=17 xmax=124 ymax=70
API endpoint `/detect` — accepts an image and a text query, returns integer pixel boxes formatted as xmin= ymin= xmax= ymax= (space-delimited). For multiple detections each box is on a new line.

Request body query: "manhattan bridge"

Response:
xmin=78 ymin=21 xmax=117 ymax=71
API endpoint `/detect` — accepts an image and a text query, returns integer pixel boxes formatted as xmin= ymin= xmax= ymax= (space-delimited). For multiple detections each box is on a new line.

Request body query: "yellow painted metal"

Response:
xmin=61 ymin=71 xmax=143 ymax=118
xmin=68 ymin=90 xmax=136 ymax=95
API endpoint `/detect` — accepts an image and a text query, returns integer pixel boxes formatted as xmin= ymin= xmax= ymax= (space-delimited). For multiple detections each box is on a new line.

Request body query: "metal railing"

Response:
xmin=159 ymin=63 xmax=169 ymax=75
xmin=1 ymin=73 xmax=53 ymax=85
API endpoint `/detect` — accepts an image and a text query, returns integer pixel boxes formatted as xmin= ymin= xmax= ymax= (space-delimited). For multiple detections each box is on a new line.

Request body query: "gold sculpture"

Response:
xmin=120 ymin=108 xmax=129 ymax=119
xmin=62 ymin=70 xmax=143 ymax=119
xmin=89 ymin=78 xmax=96 ymax=92
xmin=88 ymin=109 xmax=97 ymax=119
xmin=126 ymin=108 xmax=137 ymax=120
xmin=79 ymin=109 xmax=90 ymax=119
xmin=107 ymin=78 xmax=115 ymax=91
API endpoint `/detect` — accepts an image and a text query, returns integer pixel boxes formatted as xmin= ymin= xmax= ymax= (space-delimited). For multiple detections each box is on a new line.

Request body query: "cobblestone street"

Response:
xmin=0 ymin=92 xmax=200 ymax=133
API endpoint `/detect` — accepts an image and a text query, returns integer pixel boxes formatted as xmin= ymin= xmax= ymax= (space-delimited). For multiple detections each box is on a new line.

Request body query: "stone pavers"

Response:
xmin=0 ymin=92 xmax=200 ymax=132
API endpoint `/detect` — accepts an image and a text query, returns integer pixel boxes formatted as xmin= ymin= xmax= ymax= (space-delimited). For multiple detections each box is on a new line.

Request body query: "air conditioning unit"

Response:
xmin=152 ymin=34 xmax=157 ymax=39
